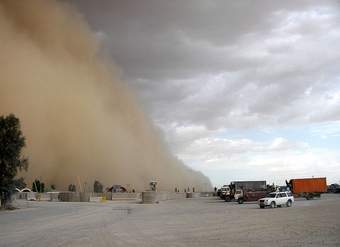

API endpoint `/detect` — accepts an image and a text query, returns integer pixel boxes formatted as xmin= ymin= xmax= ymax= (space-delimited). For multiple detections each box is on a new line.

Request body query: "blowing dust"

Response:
xmin=0 ymin=0 xmax=211 ymax=191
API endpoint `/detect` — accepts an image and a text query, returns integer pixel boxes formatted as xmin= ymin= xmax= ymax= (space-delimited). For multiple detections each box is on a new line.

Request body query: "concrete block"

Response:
xmin=142 ymin=191 xmax=158 ymax=204
xmin=48 ymin=192 xmax=59 ymax=201
xmin=27 ymin=192 xmax=37 ymax=201
xmin=58 ymin=192 xmax=80 ymax=202
xmin=89 ymin=196 xmax=102 ymax=202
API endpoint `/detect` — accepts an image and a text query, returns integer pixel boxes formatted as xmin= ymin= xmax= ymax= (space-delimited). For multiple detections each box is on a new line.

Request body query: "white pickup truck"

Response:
xmin=258 ymin=191 xmax=294 ymax=208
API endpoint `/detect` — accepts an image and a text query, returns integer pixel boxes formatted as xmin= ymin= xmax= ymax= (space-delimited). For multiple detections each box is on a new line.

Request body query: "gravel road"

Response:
xmin=0 ymin=194 xmax=339 ymax=247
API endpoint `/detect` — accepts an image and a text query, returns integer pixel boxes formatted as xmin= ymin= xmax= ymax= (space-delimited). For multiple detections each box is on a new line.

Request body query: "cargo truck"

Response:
xmin=226 ymin=181 xmax=267 ymax=203
xmin=286 ymin=177 xmax=327 ymax=200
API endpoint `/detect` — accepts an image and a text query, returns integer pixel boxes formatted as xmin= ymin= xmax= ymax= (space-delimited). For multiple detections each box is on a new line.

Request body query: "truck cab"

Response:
xmin=234 ymin=189 xmax=243 ymax=202
xmin=220 ymin=185 xmax=231 ymax=200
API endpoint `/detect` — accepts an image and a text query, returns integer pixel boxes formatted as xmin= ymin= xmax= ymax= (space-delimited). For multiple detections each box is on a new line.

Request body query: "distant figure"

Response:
xmin=149 ymin=181 xmax=157 ymax=191
xmin=193 ymin=187 xmax=195 ymax=192
xmin=214 ymin=187 xmax=217 ymax=192
xmin=184 ymin=189 xmax=186 ymax=193
xmin=132 ymin=189 xmax=135 ymax=193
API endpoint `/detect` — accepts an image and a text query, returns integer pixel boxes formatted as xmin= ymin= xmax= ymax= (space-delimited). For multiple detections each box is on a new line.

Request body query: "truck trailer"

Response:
xmin=232 ymin=181 xmax=266 ymax=191
xmin=286 ymin=177 xmax=327 ymax=200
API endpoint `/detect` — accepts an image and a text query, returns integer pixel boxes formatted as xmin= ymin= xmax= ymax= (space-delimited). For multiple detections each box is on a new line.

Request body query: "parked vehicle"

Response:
xmin=229 ymin=181 xmax=267 ymax=203
xmin=234 ymin=189 xmax=267 ymax=204
xmin=219 ymin=185 xmax=230 ymax=200
xmin=328 ymin=184 xmax=340 ymax=193
xmin=286 ymin=177 xmax=327 ymax=200
xmin=258 ymin=191 xmax=294 ymax=208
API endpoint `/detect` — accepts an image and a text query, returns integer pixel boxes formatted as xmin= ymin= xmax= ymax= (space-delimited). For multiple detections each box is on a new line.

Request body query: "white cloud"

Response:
xmin=175 ymin=135 xmax=340 ymax=186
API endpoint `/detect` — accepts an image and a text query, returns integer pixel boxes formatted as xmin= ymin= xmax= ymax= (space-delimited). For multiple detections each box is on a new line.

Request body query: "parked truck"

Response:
xmin=226 ymin=180 xmax=267 ymax=203
xmin=219 ymin=185 xmax=231 ymax=200
xmin=286 ymin=177 xmax=327 ymax=200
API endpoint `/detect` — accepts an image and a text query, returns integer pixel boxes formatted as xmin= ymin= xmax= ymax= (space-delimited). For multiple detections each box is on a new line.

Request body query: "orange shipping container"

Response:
xmin=290 ymin=177 xmax=327 ymax=194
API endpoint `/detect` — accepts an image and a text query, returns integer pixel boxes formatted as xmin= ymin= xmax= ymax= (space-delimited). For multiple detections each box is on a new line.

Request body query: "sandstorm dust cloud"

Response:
xmin=0 ymin=0 xmax=211 ymax=191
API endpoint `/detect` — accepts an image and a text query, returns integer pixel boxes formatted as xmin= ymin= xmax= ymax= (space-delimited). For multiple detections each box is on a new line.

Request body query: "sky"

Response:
xmin=73 ymin=0 xmax=340 ymax=187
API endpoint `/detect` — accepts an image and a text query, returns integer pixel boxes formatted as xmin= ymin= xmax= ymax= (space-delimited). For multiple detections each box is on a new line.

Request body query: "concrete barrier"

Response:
xmin=37 ymin=193 xmax=51 ymax=201
xmin=186 ymin=192 xmax=201 ymax=198
xmin=27 ymin=192 xmax=37 ymax=201
xmin=57 ymin=192 xmax=140 ymax=202
xmin=14 ymin=192 xmax=29 ymax=200
xmin=142 ymin=191 xmax=158 ymax=204
xmin=106 ymin=192 xmax=141 ymax=201
xmin=200 ymin=192 xmax=215 ymax=197
xmin=14 ymin=191 xmax=213 ymax=203
xmin=58 ymin=192 xmax=89 ymax=202
xmin=79 ymin=192 xmax=90 ymax=202
xmin=89 ymin=196 xmax=103 ymax=202
xmin=142 ymin=192 xmax=187 ymax=203
xmin=15 ymin=192 xmax=60 ymax=201
xmin=48 ymin=192 xmax=59 ymax=201
xmin=58 ymin=192 xmax=79 ymax=202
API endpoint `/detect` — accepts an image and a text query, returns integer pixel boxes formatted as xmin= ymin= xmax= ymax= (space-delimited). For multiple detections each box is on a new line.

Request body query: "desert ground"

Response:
xmin=0 ymin=194 xmax=339 ymax=247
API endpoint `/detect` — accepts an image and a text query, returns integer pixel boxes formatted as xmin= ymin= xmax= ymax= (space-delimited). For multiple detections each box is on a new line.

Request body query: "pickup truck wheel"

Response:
xmin=260 ymin=205 xmax=265 ymax=209
xmin=238 ymin=198 xmax=244 ymax=204
xmin=286 ymin=200 xmax=292 ymax=207
xmin=270 ymin=201 xmax=276 ymax=208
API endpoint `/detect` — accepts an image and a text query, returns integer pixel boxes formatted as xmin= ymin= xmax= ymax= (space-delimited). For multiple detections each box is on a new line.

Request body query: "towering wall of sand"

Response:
xmin=0 ymin=0 xmax=211 ymax=191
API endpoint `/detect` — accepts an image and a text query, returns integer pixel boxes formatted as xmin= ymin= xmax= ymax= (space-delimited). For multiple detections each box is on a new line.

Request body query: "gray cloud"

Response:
xmin=70 ymin=0 xmax=340 ymax=185
xmin=73 ymin=0 xmax=340 ymax=131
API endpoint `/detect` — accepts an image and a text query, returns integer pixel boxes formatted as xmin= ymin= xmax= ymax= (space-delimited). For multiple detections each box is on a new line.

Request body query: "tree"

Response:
xmin=93 ymin=180 xmax=103 ymax=193
xmin=68 ymin=184 xmax=76 ymax=192
xmin=13 ymin=177 xmax=27 ymax=190
xmin=0 ymin=114 xmax=28 ymax=208
xmin=32 ymin=179 xmax=45 ymax=193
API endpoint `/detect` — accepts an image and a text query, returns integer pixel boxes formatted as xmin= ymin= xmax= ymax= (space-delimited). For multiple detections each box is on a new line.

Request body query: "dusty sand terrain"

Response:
xmin=0 ymin=194 xmax=339 ymax=247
